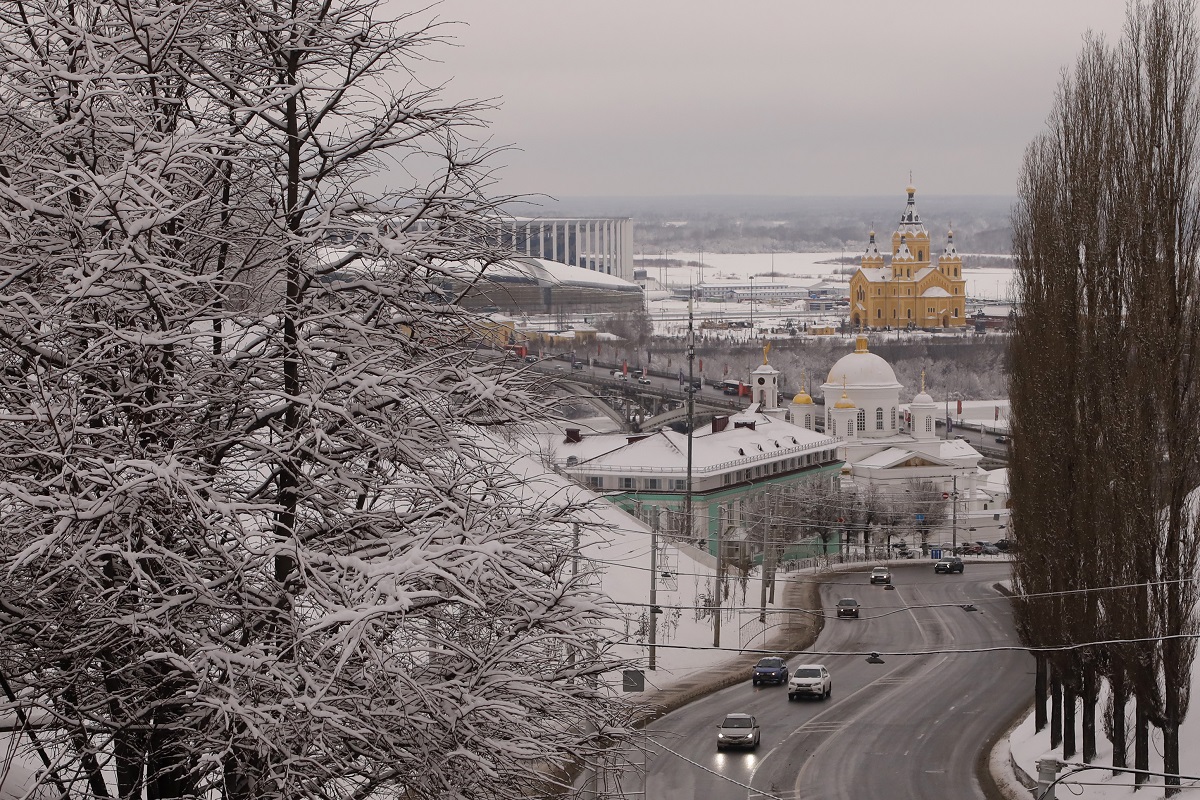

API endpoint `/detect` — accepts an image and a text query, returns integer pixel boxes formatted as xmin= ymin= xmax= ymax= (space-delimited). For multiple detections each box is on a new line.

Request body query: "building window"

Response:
xmin=890 ymin=407 xmax=897 ymax=429
xmin=856 ymin=409 xmax=865 ymax=431
xmin=620 ymin=477 xmax=635 ymax=490
xmin=876 ymin=309 xmax=882 ymax=319
xmin=723 ymin=473 xmax=732 ymax=486
xmin=907 ymin=308 xmax=912 ymax=319
xmin=917 ymin=249 xmax=923 ymax=260
xmin=876 ymin=408 xmax=884 ymax=430
xmin=832 ymin=419 xmax=837 ymax=436
xmin=647 ymin=478 xmax=660 ymax=490
xmin=586 ymin=476 xmax=602 ymax=490
xmin=925 ymin=416 xmax=932 ymax=432
xmin=953 ymin=307 xmax=959 ymax=317
xmin=804 ymin=413 xmax=811 ymax=428
xmin=673 ymin=479 xmax=687 ymax=491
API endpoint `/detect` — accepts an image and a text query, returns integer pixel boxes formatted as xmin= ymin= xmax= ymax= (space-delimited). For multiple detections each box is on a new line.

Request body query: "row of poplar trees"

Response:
xmin=1010 ymin=0 xmax=1200 ymax=793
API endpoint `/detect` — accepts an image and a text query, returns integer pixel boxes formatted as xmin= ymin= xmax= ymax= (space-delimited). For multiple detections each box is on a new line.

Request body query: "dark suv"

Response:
xmin=752 ymin=656 xmax=789 ymax=685
xmin=935 ymin=556 xmax=965 ymax=574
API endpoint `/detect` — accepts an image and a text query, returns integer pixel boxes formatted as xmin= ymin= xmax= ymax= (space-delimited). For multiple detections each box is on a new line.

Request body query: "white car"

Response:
xmin=788 ymin=664 xmax=832 ymax=701
xmin=637 ymin=376 xmax=652 ymax=384
xmin=870 ymin=566 xmax=891 ymax=584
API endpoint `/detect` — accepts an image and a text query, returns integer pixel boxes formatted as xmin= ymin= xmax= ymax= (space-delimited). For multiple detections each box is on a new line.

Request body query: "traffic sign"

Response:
xmin=915 ymin=514 xmax=925 ymax=521
xmin=942 ymin=492 xmax=950 ymax=500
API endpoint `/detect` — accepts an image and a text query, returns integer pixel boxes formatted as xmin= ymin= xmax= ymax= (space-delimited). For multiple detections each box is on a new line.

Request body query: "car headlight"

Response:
xmin=718 ymin=733 xmax=728 ymax=739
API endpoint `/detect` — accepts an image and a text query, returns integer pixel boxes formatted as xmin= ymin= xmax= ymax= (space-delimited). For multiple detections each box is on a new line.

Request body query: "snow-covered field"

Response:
xmin=641 ymin=251 xmax=1018 ymax=301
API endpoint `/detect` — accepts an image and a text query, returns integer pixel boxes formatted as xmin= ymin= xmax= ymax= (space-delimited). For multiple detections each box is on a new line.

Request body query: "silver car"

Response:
xmin=716 ymin=713 xmax=760 ymax=750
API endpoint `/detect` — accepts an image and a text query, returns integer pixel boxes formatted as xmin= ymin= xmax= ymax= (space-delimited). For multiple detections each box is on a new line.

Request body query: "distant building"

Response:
xmin=555 ymin=409 xmax=842 ymax=556
xmin=439 ymin=257 xmax=644 ymax=315
xmin=502 ymin=217 xmax=634 ymax=281
xmin=802 ymin=335 xmax=1010 ymax=542
xmin=849 ymin=185 xmax=968 ymax=329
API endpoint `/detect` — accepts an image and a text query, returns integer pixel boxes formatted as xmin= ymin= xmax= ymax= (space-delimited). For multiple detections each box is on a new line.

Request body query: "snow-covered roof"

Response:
xmin=896 ymin=186 xmax=928 ymax=234
xmin=942 ymin=231 xmax=960 ymax=259
xmin=854 ymin=447 xmax=955 ymax=469
xmin=823 ymin=336 xmax=901 ymax=391
xmin=564 ymin=413 xmax=835 ymax=476
xmin=922 ymin=286 xmax=951 ymax=298
xmin=857 ymin=267 xmax=893 ymax=283
xmin=439 ymin=257 xmax=640 ymax=292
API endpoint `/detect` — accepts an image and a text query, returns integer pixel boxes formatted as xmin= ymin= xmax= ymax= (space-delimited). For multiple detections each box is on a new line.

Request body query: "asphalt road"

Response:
xmin=636 ymin=561 xmax=1032 ymax=800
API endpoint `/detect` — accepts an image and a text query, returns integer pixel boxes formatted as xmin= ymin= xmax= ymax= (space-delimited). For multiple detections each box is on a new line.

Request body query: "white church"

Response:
xmin=767 ymin=335 xmax=1011 ymax=544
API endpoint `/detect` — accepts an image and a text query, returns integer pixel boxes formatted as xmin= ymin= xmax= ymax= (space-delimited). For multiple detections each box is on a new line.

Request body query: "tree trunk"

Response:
xmin=1050 ymin=667 xmax=1063 ymax=750
xmin=1111 ymin=672 xmax=1127 ymax=774
xmin=1082 ymin=664 xmax=1097 ymax=762
xmin=1164 ymin=720 xmax=1180 ymax=797
xmin=1035 ymin=654 xmax=1048 ymax=732
xmin=1063 ymin=683 xmax=1077 ymax=759
xmin=1135 ymin=697 xmax=1150 ymax=787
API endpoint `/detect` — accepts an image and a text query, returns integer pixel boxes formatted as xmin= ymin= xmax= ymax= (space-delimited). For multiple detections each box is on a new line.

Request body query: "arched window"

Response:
xmin=907 ymin=308 xmax=912 ymax=319
xmin=890 ymin=407 xmax=897 ymax=429
xmin=856 ymin=409 xmax=865 ymax=431
xmin=925 ymin=416 xmax=932 ymax=432
xmin=876 ymin=308 xmax=882 ymax=319
xmin=917 ymin=249 xmax=923 ymax=260
xmin=875 ymin=408 xmax=884 ymax=430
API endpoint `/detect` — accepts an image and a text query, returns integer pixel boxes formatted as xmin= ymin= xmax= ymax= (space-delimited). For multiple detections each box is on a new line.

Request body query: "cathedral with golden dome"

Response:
xmin=848 ymin=185 xmax=968 ymax=329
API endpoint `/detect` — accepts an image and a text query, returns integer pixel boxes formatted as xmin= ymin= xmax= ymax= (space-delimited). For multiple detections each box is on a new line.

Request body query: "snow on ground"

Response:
xmin=1002 ymin=669 xmax=1200 ymax=797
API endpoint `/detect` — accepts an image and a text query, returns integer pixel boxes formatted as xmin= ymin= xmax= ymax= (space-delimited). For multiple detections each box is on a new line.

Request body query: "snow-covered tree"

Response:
xmin=0 ymin=2 xmax=635 ymax=798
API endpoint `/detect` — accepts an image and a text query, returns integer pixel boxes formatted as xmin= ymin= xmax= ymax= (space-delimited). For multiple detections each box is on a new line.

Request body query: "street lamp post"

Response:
xmin=749 ymin=276 xmax=755 ymax=334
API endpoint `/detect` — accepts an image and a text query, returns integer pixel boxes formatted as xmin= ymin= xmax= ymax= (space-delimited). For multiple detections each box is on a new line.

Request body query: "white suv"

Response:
xmin=788 ymin=664 xmax=832 ymax=701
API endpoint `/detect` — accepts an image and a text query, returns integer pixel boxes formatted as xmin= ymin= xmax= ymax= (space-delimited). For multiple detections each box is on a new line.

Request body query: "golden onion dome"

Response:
xmin=792 ymin=389 xmax=814 ymax=405
xmin=834 ymin=389 xmax=856 ymax=409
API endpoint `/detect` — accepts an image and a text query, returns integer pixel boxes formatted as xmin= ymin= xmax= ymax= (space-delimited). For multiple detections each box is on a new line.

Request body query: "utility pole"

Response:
xmin=648 ymin=510 xmax=658 ymax=671
xmin=685 ymin=289 xmax=696 ymax=549
xmin=759 ymin=505 xmax=769 ymax=623
xmin=951 ymin=474 xmax=958 ymax=554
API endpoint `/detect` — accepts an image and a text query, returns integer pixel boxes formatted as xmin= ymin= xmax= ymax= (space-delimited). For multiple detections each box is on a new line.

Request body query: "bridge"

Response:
xmin=537 ymin=365 xmax=744 ymax=432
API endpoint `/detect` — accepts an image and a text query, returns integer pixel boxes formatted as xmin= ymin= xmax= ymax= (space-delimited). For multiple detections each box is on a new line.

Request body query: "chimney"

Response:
xmin=564 ymin=428 xmax=582 ymax=444
xmin=712 ymin=415 xmax=729 ymax=433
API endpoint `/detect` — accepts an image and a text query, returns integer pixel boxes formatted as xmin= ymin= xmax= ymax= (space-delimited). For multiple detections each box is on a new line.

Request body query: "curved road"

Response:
xmin=638 ymin=561 xmax=1032 ymax=799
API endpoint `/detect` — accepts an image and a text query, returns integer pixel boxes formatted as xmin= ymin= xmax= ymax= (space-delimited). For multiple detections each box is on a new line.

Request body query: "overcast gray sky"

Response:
xmin=413 ymin=0 xmax=1132 ymax=198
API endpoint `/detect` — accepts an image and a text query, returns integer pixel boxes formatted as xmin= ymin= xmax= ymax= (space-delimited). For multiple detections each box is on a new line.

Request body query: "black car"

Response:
xmin=836 ymin=598 xmax=860 ymax=618
xmin=995 ymin=538 xmax=1016 ymax=553
xmin=935 ymin=556 xmax=965 ymax=574
xmin=752 ymin=656 xmax=789 ymax=685
xmin=571 ymin=361 xmax=584 ymax=370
